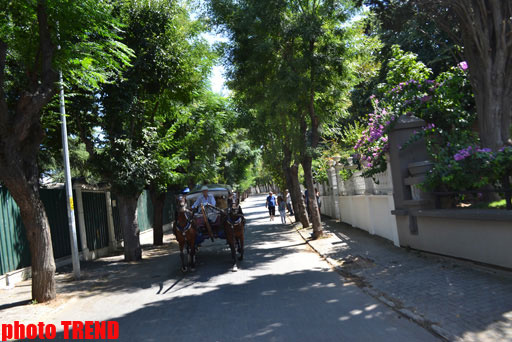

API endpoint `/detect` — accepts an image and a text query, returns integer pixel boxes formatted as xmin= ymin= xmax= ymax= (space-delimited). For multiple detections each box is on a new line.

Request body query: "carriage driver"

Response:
xmin=192 ymin=186 xmax=216 ymax=210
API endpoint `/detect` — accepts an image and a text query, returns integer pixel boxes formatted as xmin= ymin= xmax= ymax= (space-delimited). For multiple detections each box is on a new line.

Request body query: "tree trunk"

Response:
xmin=10 ymin=183 xmax=56 ymax=302
xmin=0 ymin=163 xmax=56 ymax=302
xmin=0 ymin=0 xmax=65 ymax=303
xmin=302 ymin=155 xmax=323 ymax=238
xmin=458 ymin=0 xmax=512 ymax=149
xmin=427 ymin=0 xmax=512 ymax=149
xmin=0 ymin=111 xmax=56 ymax=303
xmin=117 ymin=193 xmax=142 ymax=261
xmin=289 ymin=163 xmax=309 ymax=227
xmin=303 ymin=37 xmax=323 ymax=238
xmin=471 ymin=65 xmax=512 ymax=150
xmin=149 ymin=186 xmax=165 ymax=246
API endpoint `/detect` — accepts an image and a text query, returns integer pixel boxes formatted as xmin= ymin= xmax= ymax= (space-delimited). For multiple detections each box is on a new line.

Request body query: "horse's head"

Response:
xmin=228 ymin=200 xmax=241 ymax=217
xmin=176 ymin=195 xmax=188 ymax=213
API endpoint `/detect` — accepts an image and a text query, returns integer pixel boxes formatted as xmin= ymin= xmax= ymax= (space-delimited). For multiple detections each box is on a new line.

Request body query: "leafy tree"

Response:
xmin=347 ymin=1 xmax=460 ymax=125
xmin=218 ymin=136 xmax=258 ymax=189
xmin=0 ymin=0 xmax=131 ymax=302
xmin=409 ymin=0 xmax=512 ymax=150
xmin=232 ymin=87 xmax=311 ymax=226
xmin=74 ymin=0 xmax=213 ymax=258
xmin=342 ymin=13 xmax=384 ymax=122
xmin=39 ymin=93 xmax=102 ymax=184
xmin=209 ymin=0 xmax=355 ymax=237
xmin=444 ymin=1 xmax=510 ymax=150
xmin=362 ymin=0 xmax=460 ymax=75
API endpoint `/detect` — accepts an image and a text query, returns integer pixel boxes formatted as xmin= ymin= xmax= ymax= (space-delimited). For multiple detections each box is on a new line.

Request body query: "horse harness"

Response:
xmin=226 ymin=215 xmax=244 ymax=230
xmin=176 ymin=210 xmax=194 ymax=237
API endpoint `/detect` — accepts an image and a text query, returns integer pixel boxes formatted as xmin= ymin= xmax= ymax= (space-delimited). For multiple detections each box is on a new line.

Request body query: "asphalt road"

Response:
xmin=37 ymin=194 xmax=439 ymax=342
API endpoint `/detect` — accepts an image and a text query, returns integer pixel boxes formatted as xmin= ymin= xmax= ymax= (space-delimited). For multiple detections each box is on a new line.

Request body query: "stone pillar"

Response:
xmin=334 ymin=163 xmax=343 ymax=221
xmin=74 ymin=187 xmax=90 ymax=261
xmin=388 ymin=115 xmax=430 ymax=209
xmin=105 ymin=191 xmax=118 ymax=250
xmin=388 ymin=115 xmax=431 ymax=237
xmin=327 ymin=160 xmax=341 ymax=220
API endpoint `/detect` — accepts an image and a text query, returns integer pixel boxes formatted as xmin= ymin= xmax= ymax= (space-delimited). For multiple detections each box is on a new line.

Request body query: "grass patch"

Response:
xmin=470 ymin=199 xmax=507 ymax=209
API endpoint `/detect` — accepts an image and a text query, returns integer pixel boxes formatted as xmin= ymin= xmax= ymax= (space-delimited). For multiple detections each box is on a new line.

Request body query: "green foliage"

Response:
xmin=363 ymin=0 xmax=459 ymax=75
xmin=39 ymin=136 xmax=97 ymax=184
xmin=209 ymin=0 xmax=357 ymax=187
xmin=97 ymin=128 xmax=160 ymax=195
xmin=384 ymin=63 xmax=474 ymax=132
xmin=312 ymin=158 xmax=329 ymax=184
xmin=218 ymin=136 xmax=258 ymax=189
xmin=354 ymin=46 xmax=476 ymax=179
xmin=424 ymin=146 xmax=512 ymax=192
xmin=343 ymin=12 xmax=384 ymax=121
xmin=321 ymin=121 xmax=363 ymax=180
xmin=347 ymin=0 xmax=460 ymax=124
xmin=1 ymin=0 xmax=132 ymax=95
xmin=63 ymin=0 xmax=217 ymax=195
xmin=380 ymin=45 xmax=432 ymax=92
xmin=179 ymin=92 xmax=230 ymax=185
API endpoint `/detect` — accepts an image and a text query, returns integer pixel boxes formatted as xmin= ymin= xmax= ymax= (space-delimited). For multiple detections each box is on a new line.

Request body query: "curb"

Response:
xmin=294 ymin=223 xmax=451 ymax=342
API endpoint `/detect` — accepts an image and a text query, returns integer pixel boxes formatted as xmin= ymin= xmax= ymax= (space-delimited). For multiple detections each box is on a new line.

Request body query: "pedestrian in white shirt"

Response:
xmin=278 ymin=195 xmax=287 ymax=224
xmin=285 ymin=189 xmax=294 ymax=215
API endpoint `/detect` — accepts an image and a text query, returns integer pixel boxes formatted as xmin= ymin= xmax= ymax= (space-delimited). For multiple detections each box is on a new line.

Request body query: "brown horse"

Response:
xmin=224 ymin=200 xmax=245 ymax=271
xmin=173 ymin=196 xmax=197 ymax=272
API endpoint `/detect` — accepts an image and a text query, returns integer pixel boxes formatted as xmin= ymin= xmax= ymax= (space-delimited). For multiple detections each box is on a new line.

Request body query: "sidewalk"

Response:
xmin=296 ymin=216 xmax=512 ymax=342
xmin=0 ymin=227 xmax=175 ymax=324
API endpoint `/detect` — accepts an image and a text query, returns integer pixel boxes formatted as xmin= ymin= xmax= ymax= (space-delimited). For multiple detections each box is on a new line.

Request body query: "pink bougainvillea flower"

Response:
xmin=458 ymin=61 xmax=468 ymax=71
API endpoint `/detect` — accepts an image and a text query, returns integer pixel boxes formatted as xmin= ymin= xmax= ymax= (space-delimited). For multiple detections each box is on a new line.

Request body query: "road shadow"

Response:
xmin=45 ymin=268 xmax=437 ymax=342
xmin=0 ymin=201 xmax=306 ymax=312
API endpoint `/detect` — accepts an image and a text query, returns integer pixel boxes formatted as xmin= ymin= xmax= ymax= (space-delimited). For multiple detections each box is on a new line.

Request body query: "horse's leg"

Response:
xmin=189 ymin=233 xmax=196 ymax=272
xmin=186 ymin=242 xmax=192 ymax=272
xmin=179 ymin=243 xmax=187 ymax=273
xmin=226 ymin=230 xmax=237 ymax=271
xmin=237 ymin=233 xmax=244 ymax=261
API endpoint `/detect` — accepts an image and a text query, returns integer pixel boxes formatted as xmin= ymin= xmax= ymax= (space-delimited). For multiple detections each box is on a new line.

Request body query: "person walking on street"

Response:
xmin=278 ymin=195 xmax=287 ymax=224
xmin=304 ymin=188 xmax=311 ymax=219
xmin=284 ymin=189 xmax=294 ymax=215
xmin=315 ymin=187 xmax=322 ymax=213
xmin=266 ymin=191 xmax=277 ymax=221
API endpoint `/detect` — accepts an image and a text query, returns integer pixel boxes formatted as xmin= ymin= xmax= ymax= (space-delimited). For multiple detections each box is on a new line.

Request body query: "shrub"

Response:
xmin=424 ymin=146 xmax=512 ymax=191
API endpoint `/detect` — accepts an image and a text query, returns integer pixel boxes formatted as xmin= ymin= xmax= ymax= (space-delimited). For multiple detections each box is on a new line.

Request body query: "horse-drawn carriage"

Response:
xmin=173 ymin=184 xmax=245 ymax=272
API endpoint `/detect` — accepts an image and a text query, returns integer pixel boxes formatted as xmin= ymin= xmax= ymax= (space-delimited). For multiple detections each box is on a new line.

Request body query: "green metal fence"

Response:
xmin=163 ymin=191 xmax=176 ymax=225
xmin=137 ymin=190 xmax=154 ymax=232
xmin=81 ymin=192 xmax=109 ymax=251
xmin=39 ymin=188 xmax=84 ymax=259
xmin=0 ymin=187 xmax=30 ymax=275
xmin=1 ymin=187 xmax=176 ymax=276
xmin=112 ymin=189 xmax=175 ymax=240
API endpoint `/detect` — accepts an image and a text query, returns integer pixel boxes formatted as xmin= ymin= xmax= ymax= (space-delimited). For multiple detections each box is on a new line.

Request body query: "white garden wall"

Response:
xmin=318 ymin=163 xmax=399 ymax=246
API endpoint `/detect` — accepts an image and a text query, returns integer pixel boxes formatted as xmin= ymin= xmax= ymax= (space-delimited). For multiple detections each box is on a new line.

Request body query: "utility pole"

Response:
xmin=59 ymin=70 xmax=81 ymax=279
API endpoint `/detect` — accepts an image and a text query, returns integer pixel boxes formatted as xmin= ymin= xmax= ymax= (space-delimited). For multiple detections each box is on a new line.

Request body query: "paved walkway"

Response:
xmin=296 ymin=216 xmax=512 ymax=342
xmin=0 ymin=195 xmax=438 ymax=341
